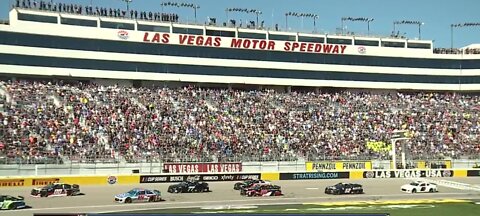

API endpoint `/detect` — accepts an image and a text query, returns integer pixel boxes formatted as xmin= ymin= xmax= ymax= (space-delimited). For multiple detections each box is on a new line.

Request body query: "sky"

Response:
xmin=0 ymin=0 xmax=479 ymax=48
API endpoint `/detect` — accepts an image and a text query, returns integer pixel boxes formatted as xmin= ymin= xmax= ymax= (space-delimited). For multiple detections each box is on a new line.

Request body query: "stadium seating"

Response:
xmin=1 ymin=80 xmax=479 ymax=164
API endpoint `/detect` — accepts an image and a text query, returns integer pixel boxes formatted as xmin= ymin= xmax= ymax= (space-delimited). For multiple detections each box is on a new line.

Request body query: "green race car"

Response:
xmin=0 ymin=195 xmax=26 ymax=210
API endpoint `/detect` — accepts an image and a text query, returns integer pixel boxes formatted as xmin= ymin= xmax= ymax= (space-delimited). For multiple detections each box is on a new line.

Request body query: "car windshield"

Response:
xmin=126 ymin=189 xmax=138 ymax=196
xmin=410 ymin=183 xmax=419 ymax=186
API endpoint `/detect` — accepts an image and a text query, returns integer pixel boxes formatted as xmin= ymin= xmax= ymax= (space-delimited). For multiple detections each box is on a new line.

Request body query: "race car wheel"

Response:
xmin=8 ymin=203 xmax=16 ymax=210
xmin=412 ymin=189 xmax=417 ymax=193
xmin=125 ymin=198 xmax=132 ymax=203
xmin=67 ymin=190 xmax=73 ymax=196
xmin=429 ymin=188 xmax=434 ymax=193
xmin=40 ymin=191 xmax=48 ymax=197
xmin=148 ymin=196 xmax=154 ymax=202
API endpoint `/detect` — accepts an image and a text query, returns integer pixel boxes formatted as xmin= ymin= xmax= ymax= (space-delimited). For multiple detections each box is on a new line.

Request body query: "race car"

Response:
xmin=243 ymin=184 xmax=282 ymax=197
xmin=31 ymin=183 xmax=80 ymax=197
xmin=240 ymin=182 xmax=276 ymax=195
xmin=167 ymin=181 xmax=210 ymax=193
xmin=114 ymin=188 xmax=163 ymax=203
xmin=401 ymin=181 xmax=438 ymax=193
xmin=233 ymin=179 xmax=271 ymax=190
xmin=324 ymin=183 xmax=364 ymax=195
xmin=0 ymin=195 xmax=26 ymax=210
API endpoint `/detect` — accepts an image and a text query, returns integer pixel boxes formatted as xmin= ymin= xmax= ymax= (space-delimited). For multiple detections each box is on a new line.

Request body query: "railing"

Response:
xmin=12 ymin=6 xmax=417 ymax=42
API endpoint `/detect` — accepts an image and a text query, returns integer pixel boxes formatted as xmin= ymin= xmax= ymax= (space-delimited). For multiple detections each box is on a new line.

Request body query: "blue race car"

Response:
xmin=114 ymin=188 xmax=162 ymax=203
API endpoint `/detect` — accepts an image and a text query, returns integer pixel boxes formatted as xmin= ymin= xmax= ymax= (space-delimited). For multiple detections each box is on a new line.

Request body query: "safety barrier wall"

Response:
xmin=0 ymin=169 xmax=479 ymax=188
xmin=1 ymin=159 xmax=479 ymax=176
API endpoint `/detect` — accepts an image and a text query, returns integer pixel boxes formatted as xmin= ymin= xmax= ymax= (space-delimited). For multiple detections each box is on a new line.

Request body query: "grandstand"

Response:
xmin=1 ymin=79 xmax=480 ymax=165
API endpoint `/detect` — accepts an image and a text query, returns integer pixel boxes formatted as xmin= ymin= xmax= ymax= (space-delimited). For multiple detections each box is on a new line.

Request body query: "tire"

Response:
xmin=8 ymin=203 xmax=16 ymax=210
xmin=148 ymin=196 xmax=154 ymax=202
xmin=40 ymin=191 xmax=48 ymax=197
xmin=429 ymin=188 xmax=434 ymax=193
xmin=412 ymin=189 xmax=417 ymax=193
xmin=67 ymin=190 xmax=73 ymax=196
xmin=125 ymin=197 xmax=132 ymax=203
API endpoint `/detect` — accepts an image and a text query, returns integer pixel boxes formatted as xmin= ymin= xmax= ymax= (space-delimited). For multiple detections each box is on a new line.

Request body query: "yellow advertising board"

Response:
xmin=306 ymin=161 xmax=372 ymax=171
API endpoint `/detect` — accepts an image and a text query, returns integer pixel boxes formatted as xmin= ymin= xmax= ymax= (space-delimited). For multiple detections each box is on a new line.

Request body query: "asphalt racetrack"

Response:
xmin=2 ymin=177 xmax=480 ymax=216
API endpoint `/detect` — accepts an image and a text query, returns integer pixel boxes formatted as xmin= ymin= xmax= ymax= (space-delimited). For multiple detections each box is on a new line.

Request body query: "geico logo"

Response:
xmin=203 ymin=176 xmax=219 ymax=181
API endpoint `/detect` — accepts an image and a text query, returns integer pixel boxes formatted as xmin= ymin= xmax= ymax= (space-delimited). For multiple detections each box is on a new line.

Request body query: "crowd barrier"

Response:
xmin=0 ymin=169 xmax=479 ymax=188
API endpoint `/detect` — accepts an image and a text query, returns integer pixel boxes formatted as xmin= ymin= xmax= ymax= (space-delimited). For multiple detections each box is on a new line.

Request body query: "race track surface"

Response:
xmin=1 ymin=177 xmax=480 ymax=216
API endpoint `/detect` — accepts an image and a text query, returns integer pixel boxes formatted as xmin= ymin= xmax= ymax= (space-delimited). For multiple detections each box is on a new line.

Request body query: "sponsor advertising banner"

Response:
xmin=139 ymin=173 xmax=261 ymax=183
xmin=31 ymin=178 xmax=60 ymax=186
xmin=162 ymin=162 xmax=242 ymax=173
xmin=363 ymin=170 xmax=454 ymax=179
xmin=0 ymin=179 xmax=25 ymax=187
xmin=306 ymin=161 xmax=372 ymax=171
xmin=280 ymin=172 xmax=350 ymax=180
xmin=467 ymin=170 xmax=480 ymax=177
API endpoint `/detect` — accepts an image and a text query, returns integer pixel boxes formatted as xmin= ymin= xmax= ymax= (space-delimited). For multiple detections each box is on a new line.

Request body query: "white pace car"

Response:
xmin=401 ymin=181 xmax=438 ymax=193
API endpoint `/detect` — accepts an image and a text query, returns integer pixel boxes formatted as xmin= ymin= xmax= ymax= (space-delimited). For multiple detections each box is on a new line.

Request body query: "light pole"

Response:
xmin=341 ymin=17 xmax=374 ymax=35
xmin=450 ymin=22 xmax=480 ymax=49
xmin=161 ymin=2 xmax=200 ymax=23
xmin=390 ymin=130 xmax=410 ymax=170
xmin=225 ymin=8 xmax=262 ymax=29
xmin=121 ymin=0 xmax=132 ymax=12
xmin=285 ymin=12 xmax=318 ymax=32
xmin=394 ymin=20 xmax=424 ymax=39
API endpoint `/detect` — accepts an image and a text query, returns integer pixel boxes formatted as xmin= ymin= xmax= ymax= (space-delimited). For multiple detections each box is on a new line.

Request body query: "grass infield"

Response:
xmin=108 ymin=199 xmax=480 ymax=216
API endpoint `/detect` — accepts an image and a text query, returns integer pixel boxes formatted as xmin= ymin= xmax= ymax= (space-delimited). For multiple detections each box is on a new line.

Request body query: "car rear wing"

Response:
xmin=153 ymin=190 xmax=161 ymax=195
xmin=17 ymin=195 xmax=24 ymax=200
xmin=72 ymin=184 xmax=80 ymax=189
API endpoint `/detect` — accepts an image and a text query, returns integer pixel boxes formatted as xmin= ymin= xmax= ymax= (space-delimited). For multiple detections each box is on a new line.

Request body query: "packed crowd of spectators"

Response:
xmin=1 ymin=80 xmax=480 ymax=164
xmin=14 ymin=0 xmax=179 ymax=22
xmin=434 ymin=48 xmax=480 ymax=55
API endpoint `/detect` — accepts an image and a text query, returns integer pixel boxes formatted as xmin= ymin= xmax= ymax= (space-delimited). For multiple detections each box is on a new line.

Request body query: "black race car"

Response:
xmin=325 ymin=183 xmax=364 ymax=195
xmin=167 ymin=181 xmax=210 ymax=193
xmin=31 ymin=183 xmax=80 ymax=197
xmin=234 ymin=179 xmax=271 ymax=190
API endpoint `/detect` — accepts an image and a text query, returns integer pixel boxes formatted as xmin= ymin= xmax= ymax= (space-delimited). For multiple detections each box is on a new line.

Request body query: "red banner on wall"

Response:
xmin=163 ymin=163 xmax=242 ymax=173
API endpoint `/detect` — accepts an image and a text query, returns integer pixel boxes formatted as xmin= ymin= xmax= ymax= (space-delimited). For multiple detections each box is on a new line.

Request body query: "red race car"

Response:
xmin=244 ymin=184 xmax=283 ymax=197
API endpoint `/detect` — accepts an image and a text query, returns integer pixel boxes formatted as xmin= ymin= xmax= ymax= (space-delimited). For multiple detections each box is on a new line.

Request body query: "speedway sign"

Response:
xmin=363 ymin=170 xmax=453 ymax=179
xmin=162 ymin=162 xmax=242 ymax=173
xmin=306 ymin=161 xmax=372 ymax=171
xmin=141 ymin=32 xmax=348 ymax=54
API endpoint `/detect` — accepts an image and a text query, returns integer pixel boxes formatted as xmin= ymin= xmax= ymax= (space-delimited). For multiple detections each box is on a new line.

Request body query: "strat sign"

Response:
xmin=163 ymin=163 xmax=242 ymax=174
xmin=142 ymin=32 xmax=348 ymax=54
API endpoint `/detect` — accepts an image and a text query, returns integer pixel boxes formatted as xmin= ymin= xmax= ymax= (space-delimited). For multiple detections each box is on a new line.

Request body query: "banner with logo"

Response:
xmin=467 ymin=170 xmax=480 ymax=177
xmin=162 ymin=162 xmax=242 ymax=173
xmin=139 ymin=173 xmax=261 ymax=183
xmin=306 ymin=161 xmax=372 ymax=171
xmin=31 ymin=178 xmax=60 ymax=186
xmin=280 ymin=172 xmax=350 ymax=180
xmin=363 ymin=170 xmax=454 ymax=179
xmin=0 ymin=178 xmax=25 ymax=187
